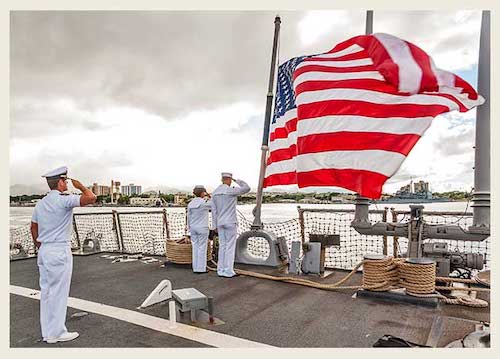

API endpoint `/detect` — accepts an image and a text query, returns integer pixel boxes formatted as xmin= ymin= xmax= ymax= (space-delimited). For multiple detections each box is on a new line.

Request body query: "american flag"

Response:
xmin=263 ymin=33 xmax=484 ymax=199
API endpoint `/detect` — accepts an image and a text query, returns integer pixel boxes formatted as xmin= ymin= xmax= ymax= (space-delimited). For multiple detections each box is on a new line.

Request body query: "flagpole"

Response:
xmin=252 ymin=15 xmax=281 ymax=230
xmin=352 ymin=10 xmax=375 ymax=225
xmin=365 ymin=10 xmax=373 ymax=35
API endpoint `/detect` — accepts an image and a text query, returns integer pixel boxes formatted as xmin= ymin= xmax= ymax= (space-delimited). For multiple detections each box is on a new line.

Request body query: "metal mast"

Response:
xmin=252 ymin=15 xmax=281 ymax=230
xmin=470 ymin=10 xmax=490 ymax=233
xmin=365 ymin=10 xmax=373 ymax=35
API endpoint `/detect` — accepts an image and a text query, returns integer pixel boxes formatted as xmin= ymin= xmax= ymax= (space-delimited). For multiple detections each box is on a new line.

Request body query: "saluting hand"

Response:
xmin=70 ymin=178 xmax=85 ymax=190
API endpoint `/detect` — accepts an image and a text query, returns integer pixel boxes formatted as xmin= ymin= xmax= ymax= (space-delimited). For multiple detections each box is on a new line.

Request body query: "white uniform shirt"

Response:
xmin=211 ymin=179 xmax=250 ymax=228
xmin=31 ymin=190 xmax=81 ymax=244
xmin=187 ymin=197 xmax=212 ymax=230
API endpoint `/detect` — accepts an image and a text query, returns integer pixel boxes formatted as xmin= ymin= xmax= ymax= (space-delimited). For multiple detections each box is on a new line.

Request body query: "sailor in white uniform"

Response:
xmin=187 ymin=185 xmax=212 ymax=273
xmin=30 ymin=166 xmax=96 ymax=344
xmin=211 ymin=172 xmax=250 ymax=277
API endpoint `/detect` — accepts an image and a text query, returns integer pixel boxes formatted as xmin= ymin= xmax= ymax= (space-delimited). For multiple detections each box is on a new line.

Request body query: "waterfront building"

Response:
xmin=174 ymin=193 xmax=188 ymax=206
xmin=110 ymin=180 xmax=121 ymax=204
xmin=130 ymin=197 xmax=163 ymax=207
xmin=91 ymin=183 xmax=111 ymax=196
xmin=121 ymin=183 xmax=142 ymax=196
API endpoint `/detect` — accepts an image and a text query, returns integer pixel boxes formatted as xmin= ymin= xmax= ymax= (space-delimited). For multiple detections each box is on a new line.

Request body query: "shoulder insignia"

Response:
xmin=60 ymin=193 xmax=70 ymax=196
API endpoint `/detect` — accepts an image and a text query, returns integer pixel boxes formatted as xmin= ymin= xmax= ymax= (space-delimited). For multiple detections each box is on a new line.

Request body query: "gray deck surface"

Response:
xmin=10 ymin=253 xmax=490 ymax=348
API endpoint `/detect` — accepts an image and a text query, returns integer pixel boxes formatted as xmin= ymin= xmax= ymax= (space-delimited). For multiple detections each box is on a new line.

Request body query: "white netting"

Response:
xmin=74 ymin=213 xmax=119 ymax=252
xmin=301 ymin=210 xmax=385 ymax=269
xmin=10 ymin=226 xmax=36 ymax=257
xmin=9 ymin=208 xmax=491 ymax=271
xmin=118 ymin=212 xmax=166 ymax=255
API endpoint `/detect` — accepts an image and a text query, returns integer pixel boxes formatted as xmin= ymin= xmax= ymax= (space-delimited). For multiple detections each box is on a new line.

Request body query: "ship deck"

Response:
xmin=10 ymin=252 xmax=490 ymax=348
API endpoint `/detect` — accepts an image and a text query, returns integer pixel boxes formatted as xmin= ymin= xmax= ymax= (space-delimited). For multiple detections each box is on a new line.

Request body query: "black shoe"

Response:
xmin=194 ymin=271 xmax=209 ymax=274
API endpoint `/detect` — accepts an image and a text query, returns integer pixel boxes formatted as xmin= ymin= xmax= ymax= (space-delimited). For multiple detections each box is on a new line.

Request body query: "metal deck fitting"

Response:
xmin=172 ymin=288 xmax=209 ymax=322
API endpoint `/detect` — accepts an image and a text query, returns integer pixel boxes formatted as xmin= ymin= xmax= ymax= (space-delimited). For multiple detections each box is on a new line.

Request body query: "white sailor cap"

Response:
xmin=42 ymin=166 xmax=68 ymax=180
xmin=193 ymin=185 xmax=207 ymax=195
xmin=221 ymin=172 xmax=233 ymax=178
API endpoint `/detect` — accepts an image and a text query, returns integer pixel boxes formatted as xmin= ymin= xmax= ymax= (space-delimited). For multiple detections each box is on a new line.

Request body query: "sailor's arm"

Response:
xmin=211 ymin=201 xmax=218 ymax=230
xmin=228 ymin=179 xmax=251 ymax=195
xmin=71 ymin=179 xmax=97 ymax=206
xmin=31 ymin=222 xmax=40 ymax=249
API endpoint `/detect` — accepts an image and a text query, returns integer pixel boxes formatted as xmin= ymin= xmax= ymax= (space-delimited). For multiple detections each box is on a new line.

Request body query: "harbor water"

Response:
xmin=10 ymin=201 xmax=470 ymax=229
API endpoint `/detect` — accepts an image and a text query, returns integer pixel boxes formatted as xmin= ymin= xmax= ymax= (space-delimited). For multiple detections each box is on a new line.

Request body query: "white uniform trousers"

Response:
xmin=37 ymin=242 xmax=73 ymax=340
xmin=190 ymin=227 xmax=209 ymax=272
xmin=216 ymin=224 xmax=238 ymax=277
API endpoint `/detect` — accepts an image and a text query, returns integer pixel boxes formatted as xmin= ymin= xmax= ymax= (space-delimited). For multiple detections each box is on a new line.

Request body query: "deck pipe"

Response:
xmin=352 ymin=195 xmax=489 ymax=241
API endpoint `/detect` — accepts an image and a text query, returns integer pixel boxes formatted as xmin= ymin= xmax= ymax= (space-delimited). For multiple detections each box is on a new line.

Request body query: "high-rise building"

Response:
xmin=110 ymin=180 xmax=121 ymax=203
xmin=91 ymin=183 xmax=111 ymax=196
xmin=121 ymin=183 xmax=142 ymax=196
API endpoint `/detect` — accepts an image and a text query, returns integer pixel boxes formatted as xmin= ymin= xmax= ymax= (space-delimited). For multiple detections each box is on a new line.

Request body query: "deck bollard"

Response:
xmin=168 ymin=300 xmax=177 ymax=328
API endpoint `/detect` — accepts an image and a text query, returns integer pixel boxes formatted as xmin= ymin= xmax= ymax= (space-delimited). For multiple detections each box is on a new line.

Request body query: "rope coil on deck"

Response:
xmin=399 ymin=261 xmax=436 ymax=296
xmin=212 ymin=255 xmax=489 ymax=308
xmin=165 ymin=238 xmax=212 ymax=264
xmin=362 ymin=256 xmax=401 ymax=291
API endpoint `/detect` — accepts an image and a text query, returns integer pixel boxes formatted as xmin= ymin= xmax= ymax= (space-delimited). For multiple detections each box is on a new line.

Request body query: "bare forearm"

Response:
xmin=71 ymin=179 xmax=97 ymax=205
xmin=31 ymin=222 xmax=40 ymax=249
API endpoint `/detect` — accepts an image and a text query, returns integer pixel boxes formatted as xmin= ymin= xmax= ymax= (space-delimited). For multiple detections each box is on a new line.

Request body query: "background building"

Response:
xmin=130 ymin=197 xmax=163 ymax=207
xmin=174 ymin=193 xmax=188 ymax=206
xmin=121 ymin=183 xmax=142 ymax=196
xmin=110 ymin=180 xmax=121 ymax=203
xmin=91 ymin=183 xmax=111 ymax=196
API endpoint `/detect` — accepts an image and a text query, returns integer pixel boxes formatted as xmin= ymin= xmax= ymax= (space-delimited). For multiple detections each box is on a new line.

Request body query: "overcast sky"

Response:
xmin=10 ymin=10 xmax=483 ymax=194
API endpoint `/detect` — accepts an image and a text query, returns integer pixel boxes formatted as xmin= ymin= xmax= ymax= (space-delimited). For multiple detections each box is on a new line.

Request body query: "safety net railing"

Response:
xmin=9 ymin=206 xmax=491 ymax=270
xmin=297 ymin=207 xmax=387 ymax=270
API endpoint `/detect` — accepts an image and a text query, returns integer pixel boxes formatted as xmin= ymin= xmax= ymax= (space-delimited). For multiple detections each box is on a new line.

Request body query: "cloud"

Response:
xmin=373 ymin=10 xmax=481 ymax=71
xmin=10 ymin=10 xmax=483 ymax=193
xmin=385 ymin=110 xmax=477 ymax=193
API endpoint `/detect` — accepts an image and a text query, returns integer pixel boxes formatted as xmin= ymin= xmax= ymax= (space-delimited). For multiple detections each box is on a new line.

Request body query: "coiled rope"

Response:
xmin=206 ymin=255 xmax=489 ymax=308
xmin=399 ymin=260 xmax=436 ymax=295
xmin=165 ymin=238 xmax=212 ymax=265
xmin=362 ymin=256 xmax=402 ymax=291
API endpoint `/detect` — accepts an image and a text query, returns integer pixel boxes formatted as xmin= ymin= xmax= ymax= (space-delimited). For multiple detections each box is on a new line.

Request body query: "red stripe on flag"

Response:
xmin=264 ymin=172 xmax=297 ymax=187
xmin=302 ymin=50 xmax=368 ymax=63
xmin=293 ymin=64 xmax=375 ymax=80
xmin=298 ymin=100 xmax=450 ymax=119
xmin=295 ymin=79 xmax=397 ymax=97
xmin=406 ymin=41 xmax=439 ymax=93
xmin=267 ymin=145 xmax=297 ymax=165
xmin=454 ymin=75 xmax=479 ymax=101
xmin=296 ymin=168 xmax=388 ymax=199
xmin=298 ymin=131 xmax=421 ymax=156
xmin=269 ymin=118 xmax=297 ymax=141
xmin=353 ymin=35 xmax=402 ymax=91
